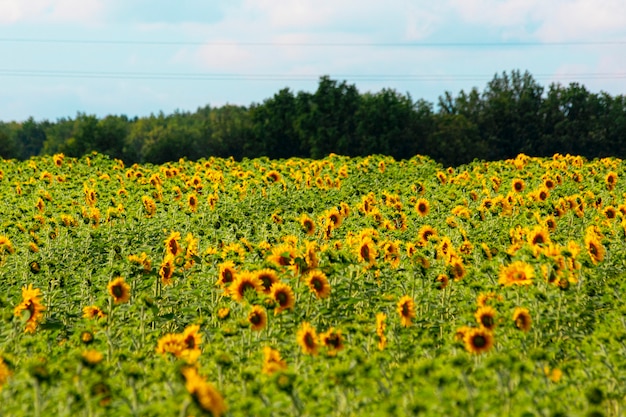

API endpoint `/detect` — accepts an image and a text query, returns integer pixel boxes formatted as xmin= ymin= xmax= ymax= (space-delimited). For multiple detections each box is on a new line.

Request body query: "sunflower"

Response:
xmin=304 ymin=270 xmax=331 ymax=299
xmin=13 ymin=284 xmax=46 ymax=333
xmin=513 ymin=307 xmax=532 ymax=332
xmin=81 ymin=350 xmax=104 ymax=367
xmin=107 ymin=277 xmax=131 ymax=304
xmin=217 ymin=261 xmax=237 ymax=288
xmin=449 ymin=259 xmax=466 ymax=281
xmin=0 ymin=357 xmax=11 ymax=391
xmin=128 ymin=252 xmax=152 ymax=273
xmin=544 ymin=215 xmax=557 ymax=232
xmin=397 ymin=295 xmax=416 ymax=327
xmin=33 ymin=197 xmax=45 ymax=213
xmin=435 ymin=274 xmax=449 ymax=290
xmin=463 ymin=327 xmax=494 ymax=354
xmin=85 ymin=186 xmax=98 ymax=206
xmin=155 ymin=333 xmax=184 ymax=358
xmin=339 ymin=201 xmax=350 ymax=217
xmin=584 ymin=232 xmax=605 ymax=265
xmin=356 ymin=237 xmax=377 ymax=266
xmin=605 ymin=171 xmax=618 ymax=190
xmin=417 ymin=225 xmax=437 ymax=247
xmin=302 ymin=240 xmax=320 ymax=271
xmin=181 ymin=324 xmax=203 ymax=351
xmin=299 ymin=214 xmax=316 ymax=236
xmin=603 ymin=206 xmax=618 ymax=220
xmin=266 ymin=170 xmax=281 ymax=183
xmin=217 ymin=307 xmax=230 ymax=320
xmin=454 ymin=326 xmax=473 ymax=342
xmin=141 ymin=195 xmax=156 ymax=217
xmin=159 ymin=254 xmax=175 ymax=286
xmin=527 ymin=226 xmax=551 ymax=248
xmin=83 ymin=305 xmax=106 ymax=320
xmin=207 ymin=192 xmax=218 ymax=210
xmin=459 ymin=240 xmax=473 ymax=256
xmin=267 ymin=243 xmax=298 ymax=269
xmin=0 ymin=235 xmax=15 ymax=254
xmin=543 ymin=177 xmax=556 ymax=190
xmin=262 ymin=346 xmax=287 ymax=375
xmin=535 ymin=186 xmax=550 ymax=202
xmin=376 ymin=313 xmax=387 ymax=350
xmin=181 ymin=366 xmax=227 ymax=417
xmin=270 ymin=282 xmax=295 ymax=314
xmin=80 ymin=331 xmax=94 ymax=344
xmin=296 ymin=322 xmax=319 ymax=355
xmin=436 ymin=236 xmax=456 ymax=262
xmin=271 ymin=212 xmax=283 ymax=224
xmin=254 ymin=268 xmax=279 ymax=294
xmin=474 ymin=306 xmax=497 ymax=330
xmin=415 ymin=198 xmax=430 ymax=216
xmin=381 ymin=240 xmax=401 ymax=269
xmin=498 ymin=261 xmax=535 ymax=286
xmin=229 ymin=271 xmax=263 ymax=302
xmin=164 ymin=231 xmax=182 ymax=257
xmin=187 ymin=193 xmax=199 ymax=212
xmin=248 ymin=305 xmax=267 ymax=331
xmin=325 ymin=207 xmax=343 ymax=229
xmin=476 ymin=291 xmax=502 ymax=307
xmin=52 ymin=153 xmax=64 ymax=166
xmin=320 ymin=328 xmax=344 ymax=356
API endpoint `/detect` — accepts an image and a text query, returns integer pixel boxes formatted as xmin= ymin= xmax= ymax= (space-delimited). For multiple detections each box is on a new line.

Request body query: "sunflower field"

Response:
xmin=1 ymin=152 xmax=625 ymax=416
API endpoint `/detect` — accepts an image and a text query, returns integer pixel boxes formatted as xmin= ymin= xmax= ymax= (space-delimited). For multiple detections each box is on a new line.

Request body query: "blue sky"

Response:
xmin=1 ymin=0 xmax=625 ymax=122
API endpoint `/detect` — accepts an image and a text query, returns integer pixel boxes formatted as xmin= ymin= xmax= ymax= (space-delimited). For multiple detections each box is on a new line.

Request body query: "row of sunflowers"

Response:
xmin=1 ymin=151 xmax=625 ymax=416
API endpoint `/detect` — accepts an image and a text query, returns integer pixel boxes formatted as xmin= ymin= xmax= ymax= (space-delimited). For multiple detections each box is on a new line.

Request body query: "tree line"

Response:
xmin=1 ymin=70 xmax=625 ymax=166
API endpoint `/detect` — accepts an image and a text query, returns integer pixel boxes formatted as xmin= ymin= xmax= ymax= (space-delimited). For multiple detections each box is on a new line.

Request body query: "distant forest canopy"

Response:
xmin=1 ymin=69 xmax=626 ymax=167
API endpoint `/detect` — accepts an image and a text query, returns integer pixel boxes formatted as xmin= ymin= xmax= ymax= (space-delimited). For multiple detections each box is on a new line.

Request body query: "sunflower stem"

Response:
xmin=32 ymin=378 xmax=41 ymax=417
xmin=178 ymin=398 xmax=191 ymax=417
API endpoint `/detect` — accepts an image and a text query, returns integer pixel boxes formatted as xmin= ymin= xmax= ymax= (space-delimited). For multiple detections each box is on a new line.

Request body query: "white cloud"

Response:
xmin=447 ymin=0 xmax=626 ymax=41
xmin=0 ymin=0 xmax=106 ymax=25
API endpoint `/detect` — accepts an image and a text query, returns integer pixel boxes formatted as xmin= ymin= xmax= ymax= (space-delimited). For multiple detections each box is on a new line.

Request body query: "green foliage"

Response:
xmin=0 ymin=152 xmax=625 ymax=415
xmin=3 ymin=71 xmax=626 ymax=165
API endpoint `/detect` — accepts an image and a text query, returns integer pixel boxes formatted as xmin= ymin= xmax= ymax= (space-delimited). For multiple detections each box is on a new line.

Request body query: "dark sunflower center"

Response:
xmin=249 ymin=313 xmax=262 ymax=325
xmin=112 ymin=285 xmax=124 ymax=298
xmin=311 ymin=278 xmax=323 ymax=291
xmin=472 ymin=335 xmax=487 ymax=348
xmin=326 ymin=334 xmax=340 ymax=348
xmin=26 ymin=301 xmax=35 ymax=319
xmin=260 ymin=276 xmax=272 ymax=290
xmin=184 ymin=335 xmax=196 ymax=349
xmin=304 ymin=333 xmax=315 ymax=348
xmin=276 ymin=291 xmax=288 ymax=305
xmin=402 ymin=303 xmax=410 ymax=316
xmin=480 ymin=315 xmax=494 ymax=328
xmin=361 ymin=245 xmax=370 ymax=260
xmin=240 ymin=282 xmax=255 ymax=295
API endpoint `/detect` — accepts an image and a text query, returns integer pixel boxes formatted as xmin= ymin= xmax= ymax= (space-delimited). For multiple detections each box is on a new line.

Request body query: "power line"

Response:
xmin=1 ymin=68 xmax=626 ymax=82
xmin=0 ymin=37 xmax=625 ymax=47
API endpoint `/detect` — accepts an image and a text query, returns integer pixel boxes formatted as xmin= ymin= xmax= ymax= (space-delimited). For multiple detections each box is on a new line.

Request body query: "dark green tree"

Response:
xmin=355 ymin=89 xmax=417 ymax=159
xmin=249 ymin=88 xmax=301 ymax=159
xmin=296 ymin=76 xmax=361 ymax=158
